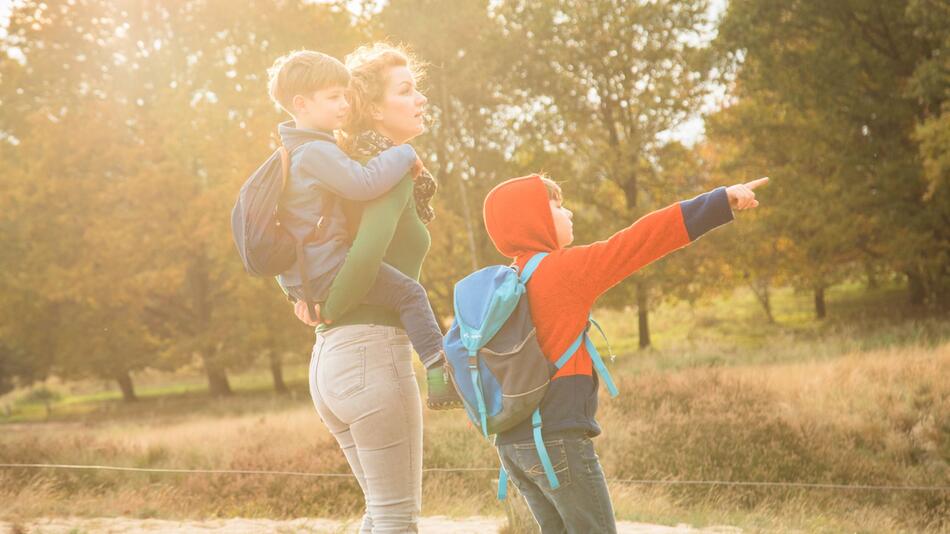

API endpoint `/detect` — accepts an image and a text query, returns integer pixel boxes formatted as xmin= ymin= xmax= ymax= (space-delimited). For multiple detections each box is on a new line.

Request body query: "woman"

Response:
xmin=287 ymin=43 xmax=449 ymax=533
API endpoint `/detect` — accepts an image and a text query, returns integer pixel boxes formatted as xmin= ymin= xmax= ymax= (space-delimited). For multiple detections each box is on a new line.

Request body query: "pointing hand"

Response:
xmin=726 ymin=177 xmax=769 ymax=210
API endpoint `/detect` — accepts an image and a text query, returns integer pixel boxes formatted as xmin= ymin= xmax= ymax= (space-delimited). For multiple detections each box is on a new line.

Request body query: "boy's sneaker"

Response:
xmin=426 ymin=364 xmax=463 ymax=410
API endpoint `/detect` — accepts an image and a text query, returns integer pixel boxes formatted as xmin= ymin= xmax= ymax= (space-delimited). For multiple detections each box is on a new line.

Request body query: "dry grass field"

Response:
xmin=2 ymin=284 xmax=948 ymax=533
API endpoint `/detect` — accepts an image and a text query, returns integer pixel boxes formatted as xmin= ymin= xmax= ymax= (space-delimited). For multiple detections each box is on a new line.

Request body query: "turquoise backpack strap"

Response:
xmin=525 ymin=328 xmax=584 ymax=494
xmin=589 ymin=317 xmax=616 ymax=362
xmin=554 ymin=330 xmax=585 ymax=369
xmin=497 ymin=466 xmax=508 ymax=500
xmin=587 ymin=315 xmax=618 ymax=397
xmin=528 ymin=314 xmax=619 ymax=493
xmin=467 ymin=349 xmax=489 ymax=437
xmin=519 ymin=252 xmax=548 ymax=283
xmin=531 ymin=408 xmax=560 ymax=489
xmin=584 ymin=335 xmax=619 ymax=397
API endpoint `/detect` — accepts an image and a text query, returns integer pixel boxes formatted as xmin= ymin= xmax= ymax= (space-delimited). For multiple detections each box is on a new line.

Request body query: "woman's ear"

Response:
xmin=370 ymin=103 xmax=384 ymax=121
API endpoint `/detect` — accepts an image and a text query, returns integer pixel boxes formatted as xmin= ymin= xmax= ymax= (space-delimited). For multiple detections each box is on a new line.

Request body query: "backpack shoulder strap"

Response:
xmin=279 ymin=141 xmax=315 ymax=192
xmin=552 ymin=315 xmax=619 ymax=397
xmin=279 ymin=146 xmax=291 ymax=191
xmin=280 ymin=139 xmax=338 ymax=234
xmin=519 ymin=252 xmax=548 ymax=284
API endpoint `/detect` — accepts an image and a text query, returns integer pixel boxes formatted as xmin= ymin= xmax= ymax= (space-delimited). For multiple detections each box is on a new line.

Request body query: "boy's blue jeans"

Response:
xmin=497 ymin=432 xmax=617 ymax=534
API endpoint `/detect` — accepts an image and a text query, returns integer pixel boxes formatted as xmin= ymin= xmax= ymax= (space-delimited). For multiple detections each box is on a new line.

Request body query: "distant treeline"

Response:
xmin=0 ymin=0 xmax=946 ymax=398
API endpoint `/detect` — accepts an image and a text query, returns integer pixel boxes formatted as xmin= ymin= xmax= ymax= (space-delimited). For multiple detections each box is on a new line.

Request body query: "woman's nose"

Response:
xmin=416 ymin=91 xmax=427 ymax=106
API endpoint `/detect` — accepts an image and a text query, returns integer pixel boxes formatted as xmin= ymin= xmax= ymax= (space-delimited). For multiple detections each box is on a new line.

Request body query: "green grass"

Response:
xmin=0 ymin=363 xmax=314 ymax=424
xmin=597 ymin=283 xmax=949 ymax=374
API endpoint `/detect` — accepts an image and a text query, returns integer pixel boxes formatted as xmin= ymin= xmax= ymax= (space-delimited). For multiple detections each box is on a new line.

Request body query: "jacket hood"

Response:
xmin=483 ymin=174 xmax=559 ymax=260
xmin=277 ymin=120 xmax=336 ymax=150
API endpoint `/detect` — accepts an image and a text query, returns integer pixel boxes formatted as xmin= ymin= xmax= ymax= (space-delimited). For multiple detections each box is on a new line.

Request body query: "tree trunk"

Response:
xmin=204 ymin=358 xmax=232 ymax=397
xmin=438 ymin=65 xmax=479 ymax=271
xmin=906 ymin=269 xmax=925 ymax=306
xmin=636 ymin=280 xmax=651 ymax=349
xmin=865 ymin=261 xmax=879 ymax=290
xmin=115 ymin=370 xmax=137 ymax=402
xmin=749 ymin=278 xmax=775 ymax=323
xmin=814 ymin=286 xmax=826 ymax=320
xmin=268 ymin=351 xmax=288 ymax=394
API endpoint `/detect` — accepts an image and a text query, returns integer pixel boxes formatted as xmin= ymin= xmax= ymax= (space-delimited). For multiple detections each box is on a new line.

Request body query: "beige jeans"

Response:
xmin=309 ymin=324 xmax=423 ymax=533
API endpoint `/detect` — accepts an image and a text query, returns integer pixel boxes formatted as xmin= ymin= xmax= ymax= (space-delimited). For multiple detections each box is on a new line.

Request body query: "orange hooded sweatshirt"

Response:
xmin=484 ymin=175 xmax=734 ymax=443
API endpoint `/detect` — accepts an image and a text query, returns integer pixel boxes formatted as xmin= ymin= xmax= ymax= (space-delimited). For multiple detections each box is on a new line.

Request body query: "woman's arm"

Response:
xmin=319 ymin=176 xmax=415 ymax=321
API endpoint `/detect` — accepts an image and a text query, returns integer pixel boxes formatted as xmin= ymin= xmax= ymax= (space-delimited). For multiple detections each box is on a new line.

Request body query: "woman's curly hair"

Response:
xmin=337 ymin=42 xmax=425 ymax=153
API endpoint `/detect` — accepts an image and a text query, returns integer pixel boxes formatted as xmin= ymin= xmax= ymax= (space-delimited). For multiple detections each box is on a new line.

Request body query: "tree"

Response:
xmin=493 ymin=0 xmax=718 ymax=346
xmin=705 ymin=89 xmax=860 ymax=320
xmin=717 ymin=0 xmax=950 ymax=310
xmin=0 ymin=0 xmax=351 ymax=397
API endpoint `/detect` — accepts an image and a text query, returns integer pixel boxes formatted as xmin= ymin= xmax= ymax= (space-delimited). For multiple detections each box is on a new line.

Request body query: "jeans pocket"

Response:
xmin=321 ymin=346 xmax=366 ymax=400
xmin=514 ymin=438 xmax=572 ymax=490
xmin=390 ymin=335 xmax=414 ymax=379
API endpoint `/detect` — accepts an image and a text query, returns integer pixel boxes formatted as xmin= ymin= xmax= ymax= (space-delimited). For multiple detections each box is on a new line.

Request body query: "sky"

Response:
xmin=0 ymin=0 xmax=10 ymax=38
xmin=0 ymin=0 xmax=726 ymax=145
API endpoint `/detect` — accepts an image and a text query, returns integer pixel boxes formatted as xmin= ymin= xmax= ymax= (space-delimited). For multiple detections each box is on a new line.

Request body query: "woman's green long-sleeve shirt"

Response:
xmin=317 ymin=170 xmax=431 ymax=331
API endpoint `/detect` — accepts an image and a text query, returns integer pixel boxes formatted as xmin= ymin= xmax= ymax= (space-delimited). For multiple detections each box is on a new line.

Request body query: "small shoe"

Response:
xmin=426 ymin=364 xmax=463 ymax=410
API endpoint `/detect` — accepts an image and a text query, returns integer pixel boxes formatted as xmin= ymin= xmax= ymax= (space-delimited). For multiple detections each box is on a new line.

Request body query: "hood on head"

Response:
xmin=483 ymin=174 xmax=559 ymax=260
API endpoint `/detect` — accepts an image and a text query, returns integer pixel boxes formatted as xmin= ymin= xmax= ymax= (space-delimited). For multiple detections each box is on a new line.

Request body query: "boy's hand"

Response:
xmin=294 ymin=300 xmax=331 ymax=326
xmin=727 ymin=177 xmax=769 ymax=211
xmin=411 ymin=157 xmax=425 ymax=179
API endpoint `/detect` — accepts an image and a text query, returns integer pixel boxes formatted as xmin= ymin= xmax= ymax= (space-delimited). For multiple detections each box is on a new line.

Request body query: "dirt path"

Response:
xmin=0 ymin=517 xmax=743 ymax=533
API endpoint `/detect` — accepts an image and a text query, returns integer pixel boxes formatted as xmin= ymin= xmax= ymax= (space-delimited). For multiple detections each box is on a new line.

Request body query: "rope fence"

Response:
xmin=2 ymin=463 xmax=948 ymax=493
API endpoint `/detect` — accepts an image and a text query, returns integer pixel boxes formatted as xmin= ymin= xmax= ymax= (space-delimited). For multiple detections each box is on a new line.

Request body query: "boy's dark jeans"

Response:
xmin=497 ymin=433 xmax=616 ymax=534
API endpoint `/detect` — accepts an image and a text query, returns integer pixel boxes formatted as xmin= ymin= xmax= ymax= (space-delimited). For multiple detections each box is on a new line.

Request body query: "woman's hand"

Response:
xmin=727 ymin=177 xmax=769 ymax=210
xmin=294 ymin=300 xmax=328 ymax=326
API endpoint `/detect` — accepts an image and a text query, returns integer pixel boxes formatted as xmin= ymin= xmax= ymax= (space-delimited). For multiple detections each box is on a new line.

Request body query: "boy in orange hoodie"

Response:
xmin=482 ymin=174 xmax=768 ymax=533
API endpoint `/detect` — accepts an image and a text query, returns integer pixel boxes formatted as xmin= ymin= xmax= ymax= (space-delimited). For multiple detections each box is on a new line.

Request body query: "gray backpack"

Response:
xmin=230 ymin=141 xmax=335 ymax=318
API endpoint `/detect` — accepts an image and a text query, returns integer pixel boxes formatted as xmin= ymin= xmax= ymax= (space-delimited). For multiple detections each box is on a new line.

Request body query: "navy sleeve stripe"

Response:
xmin=679 ymin=186 xmax=734 ymax=241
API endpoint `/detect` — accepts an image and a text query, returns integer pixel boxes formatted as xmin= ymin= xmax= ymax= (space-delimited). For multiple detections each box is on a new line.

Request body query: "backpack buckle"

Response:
xmin=468 ymin=356 xmax=477 ymax=368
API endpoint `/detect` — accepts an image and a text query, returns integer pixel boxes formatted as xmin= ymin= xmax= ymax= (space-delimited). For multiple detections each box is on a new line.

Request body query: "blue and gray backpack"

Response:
xmin=443 ymin=252 xmax=619 ymax=499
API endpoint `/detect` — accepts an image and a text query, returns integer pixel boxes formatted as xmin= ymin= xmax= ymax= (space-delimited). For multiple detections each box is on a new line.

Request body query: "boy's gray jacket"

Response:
xmin=275 ymin=120 xmax=416 ymax=287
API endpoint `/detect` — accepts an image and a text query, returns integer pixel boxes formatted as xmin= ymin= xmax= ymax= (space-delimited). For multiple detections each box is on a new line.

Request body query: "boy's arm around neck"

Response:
xmin=296 ymin=142 xmax=417 ymax=201
xmin=558 ymin=186 xmax=734 ymax=304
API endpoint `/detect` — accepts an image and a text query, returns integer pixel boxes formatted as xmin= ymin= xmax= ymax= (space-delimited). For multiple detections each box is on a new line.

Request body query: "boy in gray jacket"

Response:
xmin=268 ymin=50 xmax=446 ymax=372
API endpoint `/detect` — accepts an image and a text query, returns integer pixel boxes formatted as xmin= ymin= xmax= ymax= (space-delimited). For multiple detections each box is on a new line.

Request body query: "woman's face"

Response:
xmin=372 ymin=66 xmax=428 ymax=144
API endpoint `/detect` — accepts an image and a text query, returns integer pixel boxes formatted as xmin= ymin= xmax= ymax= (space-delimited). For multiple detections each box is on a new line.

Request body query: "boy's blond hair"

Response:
xmin=267 ymin=50 xmax=350 ymax=116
